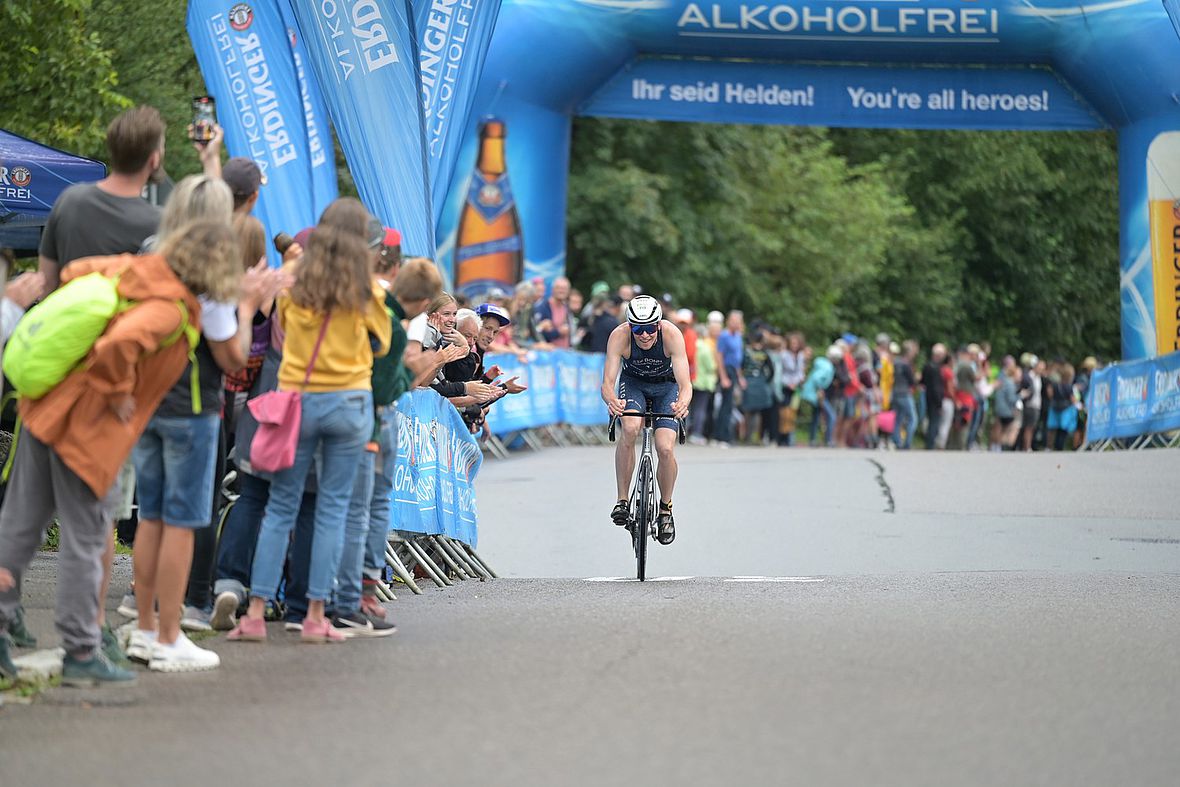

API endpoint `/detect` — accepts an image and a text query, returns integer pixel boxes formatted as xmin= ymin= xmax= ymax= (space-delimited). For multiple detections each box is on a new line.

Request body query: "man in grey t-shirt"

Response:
xmin=37 ymin=106 xmax=176 ymax=288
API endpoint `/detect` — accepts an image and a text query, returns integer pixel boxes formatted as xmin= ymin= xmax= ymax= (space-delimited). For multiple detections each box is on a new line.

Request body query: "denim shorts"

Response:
xmin=133 ymin=414 xmax=220 ymax=528
xmin=618 ymin=373 xmax=679 ymax=431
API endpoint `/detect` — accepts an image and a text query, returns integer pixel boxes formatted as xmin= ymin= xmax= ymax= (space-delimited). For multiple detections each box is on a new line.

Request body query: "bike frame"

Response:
xmin=608 ymin=411 xmax=685 ymax=581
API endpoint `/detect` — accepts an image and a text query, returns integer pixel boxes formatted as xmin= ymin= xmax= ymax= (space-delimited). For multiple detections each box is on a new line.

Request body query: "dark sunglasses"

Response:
xmin=631 ymin=324 xmax=659 ymax=335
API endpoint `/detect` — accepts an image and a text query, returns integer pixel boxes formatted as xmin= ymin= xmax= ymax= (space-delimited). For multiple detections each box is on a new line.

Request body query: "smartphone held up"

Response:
xmin=190 ymin=96 xmax=216 ymax=145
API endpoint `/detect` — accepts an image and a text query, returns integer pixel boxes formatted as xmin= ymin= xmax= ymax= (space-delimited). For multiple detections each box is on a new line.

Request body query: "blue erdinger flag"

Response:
xmin=277 ymin=0 xmax=338 ymax=219
xmin=286 ymin=0 xmax=434 ymax=256
xmin=187 ymin=0 xmax=332 ymax=264
xmin=415 ymin=0 xmax=502 ymax=226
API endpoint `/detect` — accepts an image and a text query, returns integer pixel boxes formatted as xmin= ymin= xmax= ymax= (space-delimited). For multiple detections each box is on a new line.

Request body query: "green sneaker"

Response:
xmin=7 ymin=606 xmax=37 ymax=649
xmin=61 ymin=649 xmax=137 ymax=687
xmin=0 ymin=635 xmax=17 ymax=681
xmin=101 ymin=624 xmax=132 ymax=669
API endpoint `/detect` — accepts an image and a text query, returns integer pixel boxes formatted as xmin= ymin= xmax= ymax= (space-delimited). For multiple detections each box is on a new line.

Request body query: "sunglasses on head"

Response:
xmin=631 ymin=324 xmax=659 ymax=335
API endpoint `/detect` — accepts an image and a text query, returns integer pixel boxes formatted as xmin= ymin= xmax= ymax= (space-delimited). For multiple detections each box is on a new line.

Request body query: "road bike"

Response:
xmin=608 ymin=410 xmax=685 ymax=582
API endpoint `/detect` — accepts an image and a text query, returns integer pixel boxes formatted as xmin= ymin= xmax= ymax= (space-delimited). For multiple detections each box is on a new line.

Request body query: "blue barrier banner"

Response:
xmin=1148 ymin=352 xmax=1180 ymax=435
xmin=1085 ymin=350 xmax=1180 ymax=443
xmin=287 ymin=0 xmax=434 ymax=255
xmin=187 ymin=0 xmax=333 ymax=266
xmin=482 ymin=350 xmax=534 ymax=433
xmin=415 ymin=0 xmax=503 ymax=226
xmin=392 ymin=389 xmax=482 ymax=546
xmin=582 ymin=59 xmax=1104 ymax=132
xmin=277 ymin=0 xmax=339 ymax=220
xmin=483 ymin=350 xmax=608 ymax=434
xmin=1085 ymin=366 xmax=1115 ymax=443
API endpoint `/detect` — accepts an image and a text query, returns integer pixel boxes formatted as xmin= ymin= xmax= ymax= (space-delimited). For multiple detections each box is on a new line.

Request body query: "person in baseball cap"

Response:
xmin=222 ymin=157 xmax=266 ymax=213
xmin=475 ymin=302 xmax=511 ymax=326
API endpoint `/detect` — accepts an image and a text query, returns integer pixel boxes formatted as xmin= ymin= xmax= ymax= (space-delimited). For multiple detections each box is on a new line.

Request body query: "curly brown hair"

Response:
xmin=290 ymin=198 xmax=373 ymax=313
xmin=158 ymin=220 xmax=242 ymax=302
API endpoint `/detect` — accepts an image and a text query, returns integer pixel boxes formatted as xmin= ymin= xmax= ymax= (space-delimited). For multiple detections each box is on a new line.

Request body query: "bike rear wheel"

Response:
xmin=634 ymin=457 xmax=654 ymax=581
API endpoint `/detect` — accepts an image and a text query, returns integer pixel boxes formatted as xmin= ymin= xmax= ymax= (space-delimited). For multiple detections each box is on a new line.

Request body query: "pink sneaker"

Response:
xmin=226 ymin=616 xmax=267 ymax=642
xmin=301 ymin=617 xmax=346 ymax=644
xmin=360 ymin=594 xmax=387 ymax=620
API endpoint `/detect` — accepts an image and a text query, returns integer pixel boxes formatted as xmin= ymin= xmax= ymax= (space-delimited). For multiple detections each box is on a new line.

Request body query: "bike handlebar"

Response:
xmin=608 ymin=412 xmax=687 ymax=445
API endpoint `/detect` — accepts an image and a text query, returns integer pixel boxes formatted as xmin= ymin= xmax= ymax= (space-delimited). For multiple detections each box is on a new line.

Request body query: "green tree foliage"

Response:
xmin=568 ymin=119 xmax=952 ymax=344
xmin=89 ymin=0 xmax=209 ymax=182
xmin=0 ymin=0 xmax=129 ymax=157
xmin=568 ymin=118 xmax=1119 ymax=360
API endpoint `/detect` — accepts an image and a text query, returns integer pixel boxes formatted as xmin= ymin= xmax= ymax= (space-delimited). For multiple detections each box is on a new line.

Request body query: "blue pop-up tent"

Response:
xmin=0 ymin=129 xmax=106 ymax=253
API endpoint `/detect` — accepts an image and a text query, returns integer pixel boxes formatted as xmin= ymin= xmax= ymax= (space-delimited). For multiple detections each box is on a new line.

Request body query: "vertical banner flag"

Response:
xmin=414 ymin=0 xmax=503 ymax=226
xmin=286 ymin=0 xmax=434 ymax=255
xmin=186 ymin=0 xmax=333 ymax=266
xmin=276 ymin=0 xmax=338 ymax=220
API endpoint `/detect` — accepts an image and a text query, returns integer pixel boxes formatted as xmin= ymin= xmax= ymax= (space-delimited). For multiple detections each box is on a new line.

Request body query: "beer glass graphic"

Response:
xmin=1149 ymin=132 xmax=1180 ymax=356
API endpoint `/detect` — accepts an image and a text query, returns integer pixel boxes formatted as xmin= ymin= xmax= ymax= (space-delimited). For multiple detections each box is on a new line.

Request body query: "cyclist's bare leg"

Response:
xmin=654 ymin=428 xmax=678 ymax=505
xmin=615 ymin=418 xmax=641 ymax=500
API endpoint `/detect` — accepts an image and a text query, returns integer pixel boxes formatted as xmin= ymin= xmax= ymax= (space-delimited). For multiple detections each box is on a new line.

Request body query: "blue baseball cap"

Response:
xmin=476 ymin=303 xmax=511 ymax=326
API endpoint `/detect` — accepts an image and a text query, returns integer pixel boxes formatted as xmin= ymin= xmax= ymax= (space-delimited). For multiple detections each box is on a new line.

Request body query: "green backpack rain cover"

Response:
xmin=3 ymin=271 xmax=201 ymax=407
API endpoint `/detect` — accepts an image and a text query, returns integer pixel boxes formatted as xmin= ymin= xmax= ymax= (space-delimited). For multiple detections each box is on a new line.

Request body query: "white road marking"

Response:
xmin=725 ymin=577 xmax=826 ymax=583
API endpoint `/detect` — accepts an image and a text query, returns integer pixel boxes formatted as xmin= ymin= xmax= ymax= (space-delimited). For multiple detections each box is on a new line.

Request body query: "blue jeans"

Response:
xmin=133 ymin=414 xmax=220 ymax=527
xmin=334 ymin=404 xmax=400 ymax=612
xmin=333 ymin=449 xmax=375 ymax=614
xmin=213 ymin=471 xmax=316 ymax=607
xmin=249 ymin=390 xmax=371 ymax=603
xmin=712 ymin=367 xmax=738 ymax=443
xmin=364 ymin=406 xmax=398 ymax=582
xmin=809 ymin=399 xmax=836 ymax=446
xmin=893 ymin=393 xmax=918 ymax=450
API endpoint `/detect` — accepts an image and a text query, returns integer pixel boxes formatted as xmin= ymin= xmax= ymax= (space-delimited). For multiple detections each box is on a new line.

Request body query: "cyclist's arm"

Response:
xmin=662 ymin=323 xmax=693 ymax=418
xmin=601 ymin=326 xmax=627 ymax=416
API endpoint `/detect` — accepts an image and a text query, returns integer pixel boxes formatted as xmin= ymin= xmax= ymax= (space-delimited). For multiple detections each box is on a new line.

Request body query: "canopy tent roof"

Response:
xmin=0 ymin=129 xmax=106 ymax=253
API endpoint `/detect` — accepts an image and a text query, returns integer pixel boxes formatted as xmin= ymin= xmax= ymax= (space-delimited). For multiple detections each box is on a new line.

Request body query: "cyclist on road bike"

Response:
xmin=600 ymin=295 xmax=692 ymax=544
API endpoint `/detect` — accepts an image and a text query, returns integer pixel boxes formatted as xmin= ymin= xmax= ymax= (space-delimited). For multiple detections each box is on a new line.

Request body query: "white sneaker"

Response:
xmin=127 ymin=628 xmax=157 ymax=664
xmin=117 ymin=593 xmax=138 ymax=620
xmin=148 ymin=632 xmax=220 ymax=673
xmin=210 ymin=591 xmax=239 ymax=632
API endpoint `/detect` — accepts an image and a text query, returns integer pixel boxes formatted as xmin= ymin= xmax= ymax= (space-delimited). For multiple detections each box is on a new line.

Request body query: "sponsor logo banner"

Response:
xmin=1086 ymin=350 xmax=1180 ymax=442
xmin=483 ymin=350 xmax=609 ymax=434
xmin=393 ymin=388 xmax=483 ymax=545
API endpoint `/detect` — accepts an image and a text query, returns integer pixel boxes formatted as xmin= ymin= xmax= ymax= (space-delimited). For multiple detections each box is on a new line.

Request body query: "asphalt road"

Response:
xmin=2 ymin=445 xmax=1178 ymax=786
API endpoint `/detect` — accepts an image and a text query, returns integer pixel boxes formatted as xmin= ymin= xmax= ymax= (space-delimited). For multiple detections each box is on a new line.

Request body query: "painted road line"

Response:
xmin=724 ymin=577 xmax=826 ymax=583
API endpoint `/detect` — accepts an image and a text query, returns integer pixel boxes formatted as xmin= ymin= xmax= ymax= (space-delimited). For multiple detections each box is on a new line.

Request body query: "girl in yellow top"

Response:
xmin=230 ymin=198 xmax=391 ymax=644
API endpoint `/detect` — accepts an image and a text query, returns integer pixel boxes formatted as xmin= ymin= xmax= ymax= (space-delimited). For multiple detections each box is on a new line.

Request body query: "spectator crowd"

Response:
xmin=466 ymin=273 xmax=1100 ymax=455
xmin=0 ymin=106 xmax=525 ymax=686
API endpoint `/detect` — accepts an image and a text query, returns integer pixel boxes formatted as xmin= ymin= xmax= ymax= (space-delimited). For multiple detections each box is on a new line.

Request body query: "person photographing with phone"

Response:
xmin=601 ymin=295 xmax=692 ymax=545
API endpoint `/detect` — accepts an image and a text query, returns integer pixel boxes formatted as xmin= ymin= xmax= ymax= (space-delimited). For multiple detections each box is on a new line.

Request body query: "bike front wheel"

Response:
xmin=634 ymin=457 xmax=654 ymax=581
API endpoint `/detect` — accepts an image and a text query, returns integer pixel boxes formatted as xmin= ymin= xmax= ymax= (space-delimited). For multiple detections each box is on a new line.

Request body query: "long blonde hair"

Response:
xmin=290 ymin=197 xmax=372 ymax=312
xmin=158 ymin=175 xmax=233 ymax=242
xmin=158 ymin=220 xmax=242 ymax=302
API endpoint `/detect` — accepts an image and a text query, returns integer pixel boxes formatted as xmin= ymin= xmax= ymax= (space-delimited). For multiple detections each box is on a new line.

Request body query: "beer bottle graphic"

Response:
xmin=1148 ymin=132 xmax=1180 ymax=355
xmin=454 ymin=117 xmax=524 ymax=298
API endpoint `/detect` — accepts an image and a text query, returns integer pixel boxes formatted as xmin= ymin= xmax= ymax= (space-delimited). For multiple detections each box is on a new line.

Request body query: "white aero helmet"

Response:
xmin=626 ymin=294 xmax=663 ymax=326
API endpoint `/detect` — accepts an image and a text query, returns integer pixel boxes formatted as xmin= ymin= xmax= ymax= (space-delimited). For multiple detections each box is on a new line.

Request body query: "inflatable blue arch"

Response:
xmin=436 ymin=0 xmax=1180 ymax=360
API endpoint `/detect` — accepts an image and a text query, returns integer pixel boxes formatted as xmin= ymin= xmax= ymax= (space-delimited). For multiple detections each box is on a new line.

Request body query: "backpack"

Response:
xmin=3 ymin=270 xmax=201 ymax=406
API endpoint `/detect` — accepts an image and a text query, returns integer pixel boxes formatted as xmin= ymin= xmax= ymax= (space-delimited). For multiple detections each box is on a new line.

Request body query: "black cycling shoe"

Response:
xmin=657 ymin=504 xmax=675 ymax=545
xmin=611 ymin=499 xmax=631 ymax=527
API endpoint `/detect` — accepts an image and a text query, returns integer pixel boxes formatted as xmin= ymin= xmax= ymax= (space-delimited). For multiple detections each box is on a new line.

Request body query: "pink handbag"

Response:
xmin=876 ymin=410 xmax=897 ymax=433
xmin=248 ymin=314 xmax=330 ymax=473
